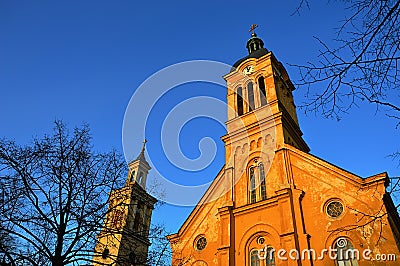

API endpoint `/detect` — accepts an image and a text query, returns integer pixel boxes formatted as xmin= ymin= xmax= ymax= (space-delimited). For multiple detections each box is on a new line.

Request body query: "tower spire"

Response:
xmin=135 ymin=139 xmax=148 ymax=162
xmin=126 ymin=139 xmax=151 ymax=188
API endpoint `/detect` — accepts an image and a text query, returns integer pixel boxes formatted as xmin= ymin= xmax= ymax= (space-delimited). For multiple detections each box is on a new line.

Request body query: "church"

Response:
xmin=91 ymin=28 xmax=400 ymax=266
xmin=93 ymin=142 xmax=157 ymax=265
xmin=166 ymin=28 xmax=400 ymax=265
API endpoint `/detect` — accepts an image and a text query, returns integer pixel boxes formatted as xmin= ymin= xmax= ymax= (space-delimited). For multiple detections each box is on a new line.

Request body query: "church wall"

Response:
xmin=287 ymin=147 xmax=400 ymax=265
xmin=169 ymin=173 xmax=233 ymax=265
xmin=232 ymin=189 xmax=299 ymax=266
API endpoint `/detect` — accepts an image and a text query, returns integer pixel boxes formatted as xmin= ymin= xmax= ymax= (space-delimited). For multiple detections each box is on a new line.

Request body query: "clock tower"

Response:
xmin=93 ymin=141 xmax=157 ymax=266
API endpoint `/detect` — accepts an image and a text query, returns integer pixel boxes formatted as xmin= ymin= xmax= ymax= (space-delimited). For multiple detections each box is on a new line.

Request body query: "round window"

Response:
xmin=195 ymin=236 xmax=207 ymax=251
xmin=101 ymin=248 xmax=109 ymax=259
xmin=257 ymin=236 xmax=265 ymax=245
xmin=326 ymin=200 xmax=344 ymax=218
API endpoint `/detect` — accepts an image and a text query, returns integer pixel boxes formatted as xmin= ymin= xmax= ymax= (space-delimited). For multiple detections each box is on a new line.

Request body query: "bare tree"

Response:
xmin=0 ymin=121 xmax=126 ymax=265
xmin=147 ymin=224 xmax=174 ymax=266
xmin=0 ymin=121 xmax=172 ymax=266
xmin=291 ymin=0 xmax=400 ymax=123
xmin=0 ymin=221 xmax=15 ymax=264
xmin=291 ymin=0 xmax=400 ymax=245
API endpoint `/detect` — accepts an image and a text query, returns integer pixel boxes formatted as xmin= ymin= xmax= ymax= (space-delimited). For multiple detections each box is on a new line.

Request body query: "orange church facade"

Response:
xmin=167 ymin=32 xmax=400 ymax=265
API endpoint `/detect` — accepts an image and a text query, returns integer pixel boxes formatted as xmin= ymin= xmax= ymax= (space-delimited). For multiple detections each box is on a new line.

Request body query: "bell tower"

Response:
xmin=223 ymin=27 xmax=309 ymax=152
xmin=93 ymin=141 xmax=157 ymax=266
xmin=127 ymin=139 xmax=151 ymax=188
xmin=222 ymin=27 xmax=309 ymax=207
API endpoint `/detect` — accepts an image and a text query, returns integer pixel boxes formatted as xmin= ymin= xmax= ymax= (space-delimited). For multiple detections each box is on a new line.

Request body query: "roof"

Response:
xmin=231 ymin=48 xmax=269 ymax=71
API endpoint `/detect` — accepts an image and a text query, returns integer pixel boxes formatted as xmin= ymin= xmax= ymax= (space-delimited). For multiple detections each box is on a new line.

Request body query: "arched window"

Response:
xmin=237 ymin=87 xmax=244 ymax=116
xmin=334 ymin=238 xmax=359 ymax=266
xmin=258 ymin=77 xmax=267 ymax=106
xmin=130 ymin=170 xmax=135 ymax=182
xmin=249 ymin=162 xmax=267 ymax=203
xmin=129 ymin=252 xmax=136 ymax=264
xmin=112 ymin=210 xmax=123 ymax=228
xmin=138 ymin=172 xmax=143 ymax=183
xmin=265 ymin=246 xmax=276 ymax=266
xmin=249 ymin=167 xmax=256 ymax=203
xmin=258 ymin=163 xmax=267 ymax=200
xmin=133 ymin=203 xmax=142 ymax=232
xmin=249 ymin=247 xmax=275 ymax=266
xmin=248 ymin=82 xmax=255 ymax=111
xmin=250 ymin=249 xmax=260 ymax=266
xmin=192 ymin=261 xmax=208 ymax=266
xmin=101 ymin=248 xmax=109 ymax=259
xmin=133 ymin=213 xmax=141 ymax=232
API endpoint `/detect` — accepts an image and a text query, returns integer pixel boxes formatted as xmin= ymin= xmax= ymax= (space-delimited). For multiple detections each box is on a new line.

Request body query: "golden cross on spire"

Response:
xmin=249 ymin=24 xmax=258 ymax=35
xmin=140 ymin=139 xmax=147 ymax=153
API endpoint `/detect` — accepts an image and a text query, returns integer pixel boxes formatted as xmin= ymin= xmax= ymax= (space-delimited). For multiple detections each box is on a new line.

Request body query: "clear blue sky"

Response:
xmin=1 ymin=1 xmax=399 ymax=234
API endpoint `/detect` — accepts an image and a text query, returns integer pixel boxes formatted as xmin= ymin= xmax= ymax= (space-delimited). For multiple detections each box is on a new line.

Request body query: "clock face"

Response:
xmin=243 ymin=65 xmax=254 ymax=75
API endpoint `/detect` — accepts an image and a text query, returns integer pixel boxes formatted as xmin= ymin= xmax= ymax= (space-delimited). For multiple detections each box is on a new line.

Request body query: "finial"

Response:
xmin=133 ymin=139 xmax=149 ymax=162
xmin=246 ymin=24 xmax=265 ymax=54
xmin=141 ymin=139 xmax=147 ymax=153
xmin=249 ymin=24 xmax=258 ymax=36
xmin=136 ymin=139 xmax=147 ymax=161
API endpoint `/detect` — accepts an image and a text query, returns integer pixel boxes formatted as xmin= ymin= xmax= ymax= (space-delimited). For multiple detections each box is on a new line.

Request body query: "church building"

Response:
xmin=93 ymin=142 xmax=157 ymax=265
xmin=167 ymin=28 xmax=400 ymax=265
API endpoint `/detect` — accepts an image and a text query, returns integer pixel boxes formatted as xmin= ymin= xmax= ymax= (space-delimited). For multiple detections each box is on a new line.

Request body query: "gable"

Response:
xmin=286 ymin=145 xmax=389 ymax=212
xmin=286 ymin=145 xmax=388 ymax=191
xmin=167 ymin=165 xmax=230 ymax=236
